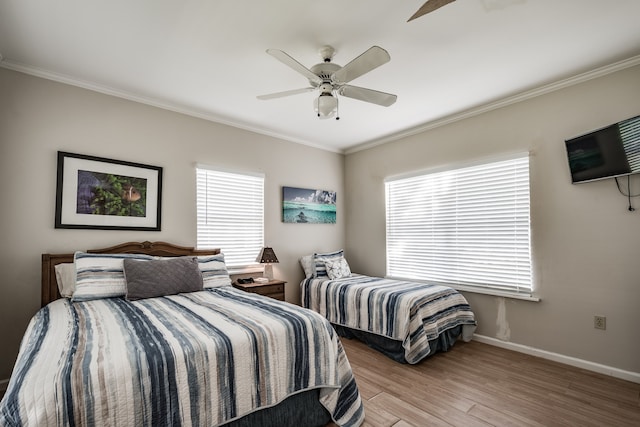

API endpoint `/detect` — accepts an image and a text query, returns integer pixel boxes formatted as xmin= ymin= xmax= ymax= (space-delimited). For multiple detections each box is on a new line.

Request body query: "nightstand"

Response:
xmin=233 ymin=279 xmax=286 ymax=301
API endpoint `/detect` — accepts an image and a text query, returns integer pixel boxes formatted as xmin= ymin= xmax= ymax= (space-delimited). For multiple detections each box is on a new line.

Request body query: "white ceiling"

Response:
xmin=2 ymin=0 xmax=640 ymax=153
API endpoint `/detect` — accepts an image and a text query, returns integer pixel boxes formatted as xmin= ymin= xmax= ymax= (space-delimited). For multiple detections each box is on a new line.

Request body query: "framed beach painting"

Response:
xmin=282 ymin=186 xmax=336 ymax=224
xmin=55 ymin=151 xmax=163 ymax=230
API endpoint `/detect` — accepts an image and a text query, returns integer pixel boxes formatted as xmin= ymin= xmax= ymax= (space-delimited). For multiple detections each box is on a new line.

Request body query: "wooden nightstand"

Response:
xmin=233 ymin=279 xmax=286 ymax=301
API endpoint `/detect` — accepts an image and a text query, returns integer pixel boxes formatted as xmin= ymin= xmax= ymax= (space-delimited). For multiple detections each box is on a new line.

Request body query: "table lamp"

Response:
xmin=257 ymin=247 xmax=279 ymax=280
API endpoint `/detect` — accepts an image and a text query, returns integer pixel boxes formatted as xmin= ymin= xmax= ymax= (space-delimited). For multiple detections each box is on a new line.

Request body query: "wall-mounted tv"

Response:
xmin=564 ymin=115 xmax=640 ymax=184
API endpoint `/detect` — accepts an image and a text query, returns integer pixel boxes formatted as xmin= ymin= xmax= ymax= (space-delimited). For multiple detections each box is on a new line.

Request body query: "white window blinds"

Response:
xmin=196 ymin=166 xmax=264 ymax=268
xmin=385 ymin=154 xmax=532 ymax=296
xmin=620 ymin=115 xmax=640 ymax=172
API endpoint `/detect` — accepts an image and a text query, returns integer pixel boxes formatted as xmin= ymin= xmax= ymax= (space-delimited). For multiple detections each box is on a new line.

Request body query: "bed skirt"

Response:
xmin=332 ymin=324 xmax=467 ymax=363
xmin=222 ymin=389 xmax=331 ymax=427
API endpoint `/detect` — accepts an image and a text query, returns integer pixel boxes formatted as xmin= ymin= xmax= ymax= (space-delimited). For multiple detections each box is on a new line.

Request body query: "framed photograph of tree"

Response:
xmin=55 ymin=151 xmax=162 ymax=230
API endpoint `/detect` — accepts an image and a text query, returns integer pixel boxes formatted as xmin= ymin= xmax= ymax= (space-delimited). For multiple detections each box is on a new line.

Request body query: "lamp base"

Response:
xmin=264 ymin=264 xmax=274 ymax=280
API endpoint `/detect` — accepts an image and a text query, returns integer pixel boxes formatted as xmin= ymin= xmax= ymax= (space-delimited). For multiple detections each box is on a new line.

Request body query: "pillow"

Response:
xmin=72 ymin=252 xmax=154 ymax=302
xmin=124 ymin=256 xmax=203 ymax=301
xmin=299 ymin=255 xmax=315 ymax=279
xmin=197 ymin=253 xmax=232 ymax=288
xmin=313 ymin=249 xmax=345 ymax=277
xmin=54 ymin=263 xmax=76 ymax=298
xmin=324 ymin=257 xmax=352 ymax=280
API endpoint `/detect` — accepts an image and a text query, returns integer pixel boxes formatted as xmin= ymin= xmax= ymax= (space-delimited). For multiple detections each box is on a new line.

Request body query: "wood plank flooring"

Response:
xmin=2 ymin=338 xmax=637 ymax=426
xmin=339 ymin=337 xmax=640 ymax=427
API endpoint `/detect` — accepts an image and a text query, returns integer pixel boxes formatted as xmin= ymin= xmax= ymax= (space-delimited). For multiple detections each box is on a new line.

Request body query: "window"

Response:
xmin=196 ymin=166 xmax=264 ymax=268
xmin=385 ymin=154 xmax=533 ymax=297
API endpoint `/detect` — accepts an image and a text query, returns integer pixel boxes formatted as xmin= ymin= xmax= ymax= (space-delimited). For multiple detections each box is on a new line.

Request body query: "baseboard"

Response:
xmin=473 ymin=334 xmax=640 ymax=384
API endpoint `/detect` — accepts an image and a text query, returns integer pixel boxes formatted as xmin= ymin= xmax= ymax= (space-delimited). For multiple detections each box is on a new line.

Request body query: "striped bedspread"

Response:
xmin=301 ymin=275 xmax=477 ymax=364
xmin=0 ymin=288 xmax=364 ymax=427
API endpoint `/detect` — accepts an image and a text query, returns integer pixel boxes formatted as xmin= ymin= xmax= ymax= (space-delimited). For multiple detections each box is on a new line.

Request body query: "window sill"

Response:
xmin=228 ymin=266 xmax=264 ymax=276
xmin=385 ymin=276 xmax=540 ymax=302
xmin=451 ymin=284 xmax=540 ymax=302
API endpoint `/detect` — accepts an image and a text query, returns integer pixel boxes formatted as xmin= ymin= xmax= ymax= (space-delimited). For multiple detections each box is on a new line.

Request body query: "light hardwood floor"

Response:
xmin=339 ymin=338 xmax=640 ymax=427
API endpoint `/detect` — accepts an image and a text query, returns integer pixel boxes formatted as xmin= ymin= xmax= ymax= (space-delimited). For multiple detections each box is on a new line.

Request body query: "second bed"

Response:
xmin=301 ymin=272 xmax=477 ymax=364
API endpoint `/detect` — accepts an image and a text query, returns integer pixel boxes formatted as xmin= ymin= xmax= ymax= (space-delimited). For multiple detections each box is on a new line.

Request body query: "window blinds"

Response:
xmin=385 ymin=154 xmax=532 ymax=295
xmin=620 ymin=115 xmax=640 ymax=172
xmin=196 ymin=167 xmax=264 ymax=268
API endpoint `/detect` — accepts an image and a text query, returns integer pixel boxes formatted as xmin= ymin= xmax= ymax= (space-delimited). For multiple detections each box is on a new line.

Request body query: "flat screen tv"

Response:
xmin=564 ymin=115 xmax=640 ymax=184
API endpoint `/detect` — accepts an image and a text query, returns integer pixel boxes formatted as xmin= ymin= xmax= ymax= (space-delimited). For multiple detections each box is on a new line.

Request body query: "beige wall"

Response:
xmin=2 ymin=63 xmax=639 ymax=381
xmin=345 ymin=65 xmax=640 ymax=374
xmin=0 ymin=68 xmax=345 ymax=379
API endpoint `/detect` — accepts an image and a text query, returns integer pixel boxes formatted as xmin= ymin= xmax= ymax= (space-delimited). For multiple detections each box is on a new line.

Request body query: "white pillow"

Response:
xmin=299 ymin=255 xmax=315 ymax=279
xmin=324 ymin=257 xmax=352 ymax=280
xmin=54 ymin=263 xmax=76 ymax=298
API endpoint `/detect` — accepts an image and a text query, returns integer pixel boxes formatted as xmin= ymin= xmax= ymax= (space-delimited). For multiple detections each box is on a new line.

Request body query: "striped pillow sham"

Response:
xmin=72 ymin=252 xmax=155 ymax=302
xmin=313 ymin=249 xmax=344 ymax=277
xmin=72 ymin=252 xmax=232 ymax=301
xmin=198 ymin=253 xmax=232 ymax=288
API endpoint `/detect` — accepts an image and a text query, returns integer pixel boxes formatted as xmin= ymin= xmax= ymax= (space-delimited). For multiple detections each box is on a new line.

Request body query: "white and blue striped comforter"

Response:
xmin=301 ymin=275 xmax=477 ymax=364
xmin=0 ymin=288 xmax=364 ymax=427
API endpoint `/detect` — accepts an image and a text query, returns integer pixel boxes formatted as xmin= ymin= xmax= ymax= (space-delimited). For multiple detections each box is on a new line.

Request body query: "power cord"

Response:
xmin=615 ymin=175 xmax=640 ymax=211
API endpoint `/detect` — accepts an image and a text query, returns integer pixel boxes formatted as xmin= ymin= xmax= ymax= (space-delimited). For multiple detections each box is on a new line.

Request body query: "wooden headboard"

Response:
xmin=41 ymin=241 xmax=220 ymax=307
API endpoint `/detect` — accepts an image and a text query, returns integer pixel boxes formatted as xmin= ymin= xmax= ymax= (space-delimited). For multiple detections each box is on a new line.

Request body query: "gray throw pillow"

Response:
xmin=124 ymin=256 xmax=203 ymax=301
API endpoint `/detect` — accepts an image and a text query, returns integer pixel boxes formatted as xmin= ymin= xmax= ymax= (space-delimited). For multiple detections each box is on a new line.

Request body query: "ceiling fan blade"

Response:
xmin=408 ymin=0 xmax=456 ymax=22
xmin=331 ymin=46 xmax=391 ymax=85
xmin=266 ymin=49 xmax=322 ymax=85
xmin=257 ymin=87 xmax=315 ymax=100
xmin=339 ymin=85 xmax=397 ymax=107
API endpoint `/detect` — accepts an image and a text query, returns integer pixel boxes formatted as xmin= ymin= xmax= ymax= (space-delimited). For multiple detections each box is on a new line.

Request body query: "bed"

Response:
xmin=299 ymin=251 xmax=477 ymax=364
xmin=0 ymin=241 xmax=364 ymax=427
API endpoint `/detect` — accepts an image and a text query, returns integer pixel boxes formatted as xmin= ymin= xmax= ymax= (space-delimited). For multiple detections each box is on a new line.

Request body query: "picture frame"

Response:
xmin=55 ymin=151 xmax=163 ymax=231
xmin=282 ymin=186 xmax=336 ymax=224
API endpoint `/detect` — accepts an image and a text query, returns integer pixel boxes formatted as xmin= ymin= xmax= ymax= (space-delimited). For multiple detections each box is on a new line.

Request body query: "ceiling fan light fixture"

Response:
xmin=259 ymin=45 xmax=395 ymax=120
xmin=314 ymin=93 xmax=337 ymax=119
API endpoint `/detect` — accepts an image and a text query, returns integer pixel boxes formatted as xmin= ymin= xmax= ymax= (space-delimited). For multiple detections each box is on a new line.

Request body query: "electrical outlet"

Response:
xmin=594 ymin=315 xmax=606 ymax=330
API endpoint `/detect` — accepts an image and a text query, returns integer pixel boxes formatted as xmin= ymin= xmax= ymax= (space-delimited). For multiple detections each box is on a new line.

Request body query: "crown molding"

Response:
xmin=0 ymin=59 xmax=343 ymax=154
xmin=2 ymin=55 xmax=638 ymax=156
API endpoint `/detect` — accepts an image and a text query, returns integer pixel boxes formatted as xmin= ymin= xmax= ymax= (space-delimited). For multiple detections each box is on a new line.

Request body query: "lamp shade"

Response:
xmin=257 ymin=247 xmax=279 ymax=264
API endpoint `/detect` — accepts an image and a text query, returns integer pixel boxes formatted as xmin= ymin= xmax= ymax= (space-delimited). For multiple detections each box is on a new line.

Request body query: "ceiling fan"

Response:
xmin=257 ymin=45 xmax=397 ymax=120
xmin=408 ymin=0 xmax=456 ymax=21
xmin=409 ymin=0 xmax=523 ymax=21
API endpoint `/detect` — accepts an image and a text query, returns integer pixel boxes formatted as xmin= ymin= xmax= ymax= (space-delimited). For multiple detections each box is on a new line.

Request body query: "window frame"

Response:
xmin=384 ymin=152 xmax=537 ymax=301
xmin=196 ymin=165 xmax=265 ymax=271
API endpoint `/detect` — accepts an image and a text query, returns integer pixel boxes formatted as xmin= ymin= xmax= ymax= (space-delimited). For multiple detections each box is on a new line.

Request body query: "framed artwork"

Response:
xmin=55 ymin=151 xmax=162 ymax=230
xmin=282 ymin=186 xmax=336 ymax=224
